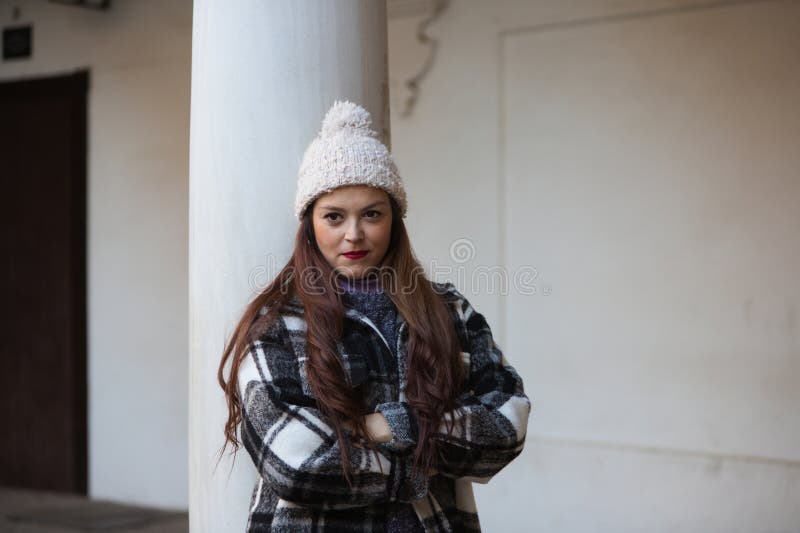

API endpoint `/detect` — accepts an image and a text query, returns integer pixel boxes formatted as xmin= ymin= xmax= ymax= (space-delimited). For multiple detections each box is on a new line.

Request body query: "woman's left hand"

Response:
xmin=344 ymin=413 xmax=392 ymax=445
xmin=365 ymin=412 xmax=392 ymax=443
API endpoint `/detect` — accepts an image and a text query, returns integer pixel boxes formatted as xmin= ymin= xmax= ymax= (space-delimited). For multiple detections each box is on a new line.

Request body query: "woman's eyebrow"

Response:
xmin=318 ymin=200 xmax=388 ymax=212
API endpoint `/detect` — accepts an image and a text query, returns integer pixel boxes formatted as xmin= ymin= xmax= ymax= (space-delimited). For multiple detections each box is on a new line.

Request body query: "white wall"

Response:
xmin=0 ymin=0 xmax=191 ymax=510
xmin=388 ymin=0 xmax=800 ymax=531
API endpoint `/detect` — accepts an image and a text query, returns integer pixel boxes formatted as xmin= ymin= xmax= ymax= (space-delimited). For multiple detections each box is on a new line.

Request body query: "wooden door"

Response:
xmin=0 ymin=71 xmax=88 ymax=493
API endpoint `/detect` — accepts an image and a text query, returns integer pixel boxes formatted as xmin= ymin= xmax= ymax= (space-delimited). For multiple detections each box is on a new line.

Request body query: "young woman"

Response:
xmin=218 ymin=100 xmax=531 ymax=532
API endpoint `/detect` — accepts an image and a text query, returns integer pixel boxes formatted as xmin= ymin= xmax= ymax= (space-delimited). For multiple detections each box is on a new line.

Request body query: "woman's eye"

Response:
xmin=324 ymin=213 xmax=341 ymax=222
xmin=364 ymin=210 xmax=381 ymax=218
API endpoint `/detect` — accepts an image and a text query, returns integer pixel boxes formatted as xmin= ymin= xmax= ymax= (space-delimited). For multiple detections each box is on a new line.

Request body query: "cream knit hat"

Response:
xmin=294 ymin=100 xmax=408 ymax=220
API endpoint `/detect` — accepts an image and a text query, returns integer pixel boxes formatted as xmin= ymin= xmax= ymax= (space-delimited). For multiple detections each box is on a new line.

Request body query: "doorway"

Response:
xmin=0 ymin=70 xmax=88 ymax=494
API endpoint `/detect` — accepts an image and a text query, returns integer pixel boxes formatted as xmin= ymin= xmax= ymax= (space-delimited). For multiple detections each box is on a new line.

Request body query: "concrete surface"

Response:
xmin=0 ymin=487 xmax=188 ymax=532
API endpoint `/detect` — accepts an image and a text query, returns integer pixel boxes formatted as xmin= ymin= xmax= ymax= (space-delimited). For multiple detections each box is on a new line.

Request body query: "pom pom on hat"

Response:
xmin=294 ymin=99 xmax=408 ymax=220
xmin=320 ymin=100 xmax=378 ymax=139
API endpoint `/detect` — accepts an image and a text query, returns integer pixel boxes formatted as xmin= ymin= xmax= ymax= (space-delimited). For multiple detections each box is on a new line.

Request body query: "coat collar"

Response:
xmin=283 ymin=289 xmax=407 ymax=352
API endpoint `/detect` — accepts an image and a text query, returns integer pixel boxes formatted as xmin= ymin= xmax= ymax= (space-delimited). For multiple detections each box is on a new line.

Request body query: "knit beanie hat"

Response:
xmin=294 ymin=100 xmax=408 ymax=220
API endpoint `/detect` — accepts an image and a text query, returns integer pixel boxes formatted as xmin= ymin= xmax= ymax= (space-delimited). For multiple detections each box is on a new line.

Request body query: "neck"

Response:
xmin=335 ymin=273 xmax=383 ymax=293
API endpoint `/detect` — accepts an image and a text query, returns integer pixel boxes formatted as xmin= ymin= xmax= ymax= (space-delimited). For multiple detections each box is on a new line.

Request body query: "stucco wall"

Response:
xmin=0 ymin=0 xmax=191 ymax=510
xmin=388 ymin=1 xmax=800 ymax=531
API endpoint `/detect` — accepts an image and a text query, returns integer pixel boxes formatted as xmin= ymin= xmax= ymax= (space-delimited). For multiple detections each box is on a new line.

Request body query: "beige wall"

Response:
xmin=0 ymin=0 xmax=191 ymax=510
xmin=389 ymin=0 xmax=800 ymax=531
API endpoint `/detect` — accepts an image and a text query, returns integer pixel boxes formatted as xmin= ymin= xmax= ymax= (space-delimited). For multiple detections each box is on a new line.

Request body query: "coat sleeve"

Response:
xmin=374 ymin=283 xmax=532 ymax=484
xmin=238 ymin=316 xmax=430 ymax=510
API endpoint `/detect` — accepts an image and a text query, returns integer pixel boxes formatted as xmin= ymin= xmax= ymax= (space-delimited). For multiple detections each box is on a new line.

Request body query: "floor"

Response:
xmin=0 ymin=487 xmax=188 ymax=532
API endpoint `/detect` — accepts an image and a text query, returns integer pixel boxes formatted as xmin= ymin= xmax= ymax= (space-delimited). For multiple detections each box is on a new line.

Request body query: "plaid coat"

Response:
xmin=238 ymin=281 xmax=531 ymax=532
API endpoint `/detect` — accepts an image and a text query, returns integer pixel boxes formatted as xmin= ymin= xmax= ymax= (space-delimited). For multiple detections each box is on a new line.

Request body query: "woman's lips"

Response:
xmin=342 ymin=251 xmax=368 ymax=259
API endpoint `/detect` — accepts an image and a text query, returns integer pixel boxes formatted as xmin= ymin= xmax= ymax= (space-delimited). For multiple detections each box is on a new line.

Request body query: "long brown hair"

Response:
xmin=217 ymin=194 xmax=466 ymax=485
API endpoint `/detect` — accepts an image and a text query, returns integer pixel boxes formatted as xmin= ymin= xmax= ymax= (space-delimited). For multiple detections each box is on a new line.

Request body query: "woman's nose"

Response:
xmin=345 ymin=221 xmax=364 ymax=241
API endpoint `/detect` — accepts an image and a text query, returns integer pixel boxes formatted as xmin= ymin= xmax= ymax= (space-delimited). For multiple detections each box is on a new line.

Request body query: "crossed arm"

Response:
xmin=238 ymin=334 xmax=431 ymax=510
xmin=238 ymin=286 xmax=530 ymax=508
xmin=372 ymin=286 xmax=531 ymax=484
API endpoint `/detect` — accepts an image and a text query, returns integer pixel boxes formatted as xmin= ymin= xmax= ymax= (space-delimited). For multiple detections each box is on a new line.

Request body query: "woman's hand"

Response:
xmin=344 ymin=416 xmax=438 ymax=477
xmin=343 ymin=413 xmax=392 ymax=445
xmin=365 ymin=412 xmax=392 ymax=443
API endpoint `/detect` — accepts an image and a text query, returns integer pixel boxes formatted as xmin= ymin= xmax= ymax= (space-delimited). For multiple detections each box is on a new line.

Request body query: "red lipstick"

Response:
xmin=342 ymin=250 xmax=368 ymax=259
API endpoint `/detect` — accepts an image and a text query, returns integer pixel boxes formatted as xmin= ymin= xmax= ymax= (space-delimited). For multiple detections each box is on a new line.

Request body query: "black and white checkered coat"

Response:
xmin=239 ymin=281 xmax=531 ymax=532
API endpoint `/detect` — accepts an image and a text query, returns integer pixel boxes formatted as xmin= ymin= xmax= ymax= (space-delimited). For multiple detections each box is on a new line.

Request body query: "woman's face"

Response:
xmin=311 ymin=185 xmax=393 ymax=279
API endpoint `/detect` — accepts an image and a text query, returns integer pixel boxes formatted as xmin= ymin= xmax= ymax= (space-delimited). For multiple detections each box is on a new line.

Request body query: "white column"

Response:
xmin=188 ymin=1 xmax=390 ymax=531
